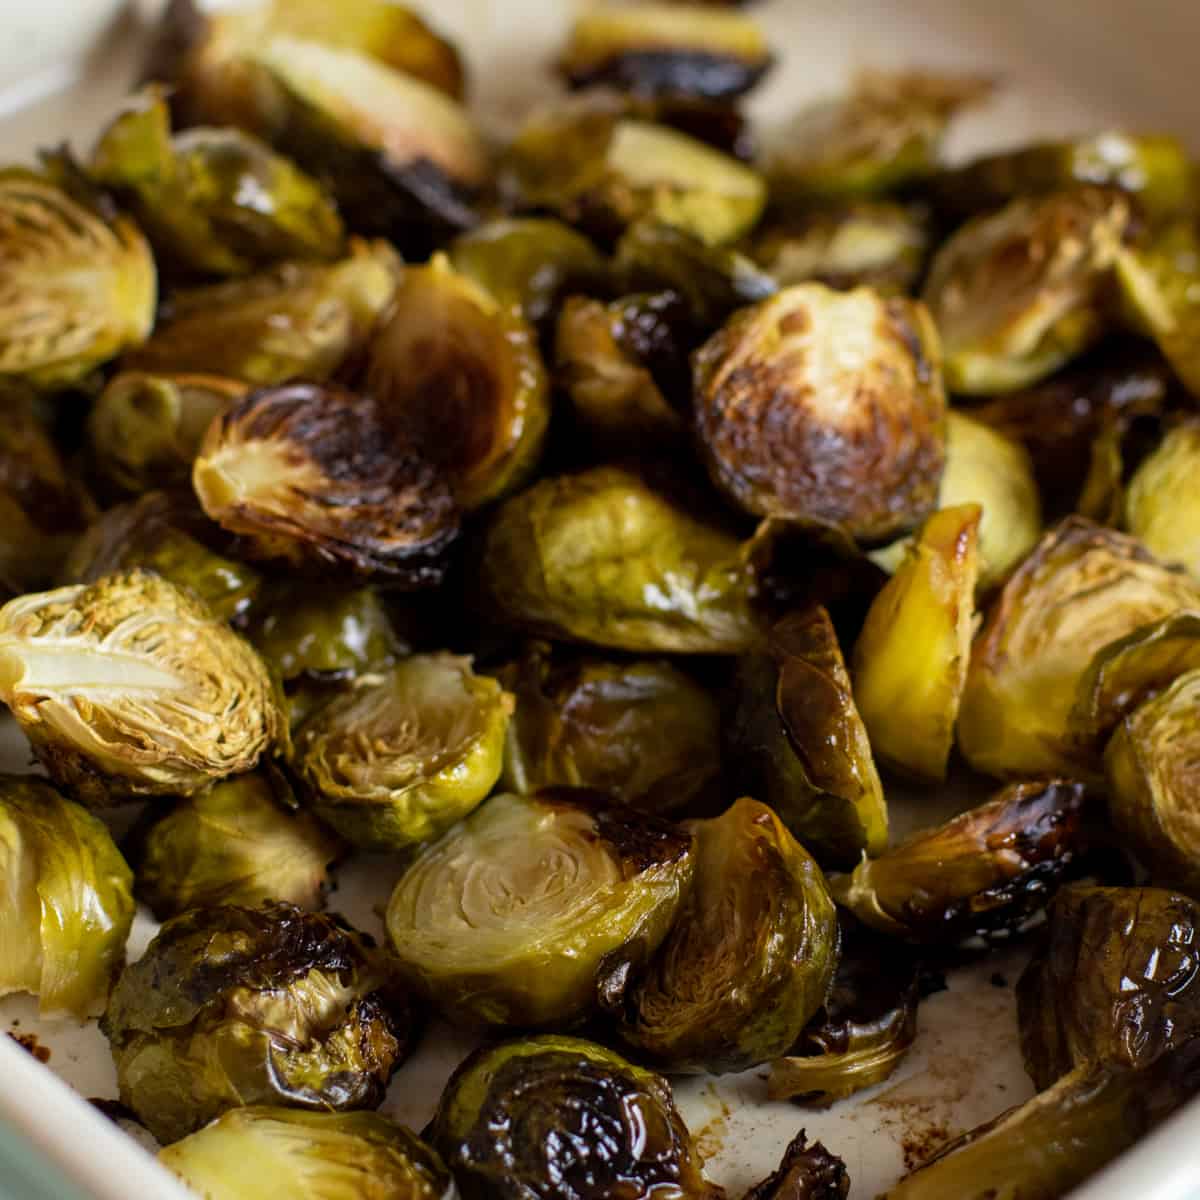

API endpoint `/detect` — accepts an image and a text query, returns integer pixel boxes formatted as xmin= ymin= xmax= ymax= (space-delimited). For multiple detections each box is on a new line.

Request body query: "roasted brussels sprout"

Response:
xmin=730 ymin=607 xmax=887 ymax=866
xmin=292 ymin=655 xmax=511 ymax=852
xmin=0 ymin=570 xmax=281 ymax=805
xmin=957 ymin=518 xmax=1200 ymax=779
xmin=101 ymin=902 xmax=414 ymax=1144
xmin=922 ymin=189 xmax=1129 ymax=394
xmin=499 ymin=642 xmax=720 ymax=814
xmin=386 ymin=791 xmax=694 ymax=1028
xmin=478 ymin=465 xmax=764 ymax=653
xmin=0 ymin=775 xmax=134 ymax=1018
xmin=127 ymin=768 xmax=343 ymax=919
xmin=833 ymin=779 xmax=1088 ymax=943
xmin=193 ymin=381 xmax=458 ymax=584
xmin=127 ymin=239 xmax=400 ymax=385
xmin=365 ymin=255 xmax=550 ymax=510
xmin=744 ymin=1131 xmax=850 ymax=1200
xmin=619 ymin=797 xmax=839 ymax=1074
xmin=1124 ymin=420 xmax=1200 ymax=577
xmin=428 ymin=1035 xmax=718 ymax=1200
xmin=160 ymin=1107 xmax=456 ymax=1200
xmin=0 ymin=168 xmax=156 ymax=388
xmin=852 ymin=504 xmax=980 ymax=780
xmin=693 ymin=284 xmax=946 ymax=542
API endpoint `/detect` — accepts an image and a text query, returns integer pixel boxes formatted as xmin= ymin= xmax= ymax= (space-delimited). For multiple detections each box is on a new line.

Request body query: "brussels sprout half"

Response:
xmin=1125 ymin=420 xmax=1200 ymax=577
xmin=386 ymin=791 xmax=694 ymax=1029
xmin=0 ymin=775 xmax=134 ymax=1018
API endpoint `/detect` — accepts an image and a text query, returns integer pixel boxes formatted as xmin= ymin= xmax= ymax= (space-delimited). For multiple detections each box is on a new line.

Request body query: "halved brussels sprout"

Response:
xmin=193 ymin=381 xmax=459 ymax=584
xmin=921 ymin=188 xmax=1129 ymax=394
xmin=0 ymin=775 xmax=134 ymax=1018
xmin=127 ymin=768 xmax=343 ymax=919
xmin=730 ymin=607 xmax=887 ymax=867
xmin=957 ymin=518 xmax=1200 ymax=779
xmin=693 ymin=284 xmax=946 ymax=542
xmin=160 ymin=1107 xmax=456 ymax=1200
xmin=293 ymin=655 xmax=512 ymax=852
xmin=745 ymin=1132 xmax=850 ymax=1200
xmin=499 ymin=642 xmax=721 ymax=814
xmin=852 ymin=504 xmax=980 ymax=781
xmin=1124 ymin=420 xmax=1200 ymax=577
xmin=102 ymin=902 xmax=415 ymax=1144
xmin=386 ymin=791 xmax=694 ymax=1028
xmin=428 ymin=1035 xmax=718 ymax=1200
xmin=0 ymin=168 xmax=156 ymax=388
xmin=0 ymin=570 xmax=281 ymax=805
xmin=620 ymin=797 xmax=839 ymax=1074
xmin=478 ymin=465 xmax=764 ymax=653
xmin=127 ymin=239 xmax=400 ymax=385
xmin=833 ymin=779 xmax=1089 ymax=943
xmin=558 ymin=3 xmax=772 ymax=100
xmin=365 ymin=255 xmax=550 ymax=510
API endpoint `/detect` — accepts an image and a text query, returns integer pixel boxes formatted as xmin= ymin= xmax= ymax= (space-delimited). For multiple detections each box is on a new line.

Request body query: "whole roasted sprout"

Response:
xmin=365 ymin=255 xmax=550 ymax=510
xmin=499 ymin=642 xmax=721 ymax=814
xmin=1124 ymin=420 xmax=1200 ymax=578
xmin=0 ymin=168 xmax=156 ymax=388
xmin=852 ymin=504 xmax=980 ymax=781
xmin=127 ymin=768 xmax=343 ymax=919
xmin=0 ymin=775 xmax=134 ymax=1018
xmin=744 ymin=1132 xmax=850 ymax=1200
xmin=0 ymin=570 xmax=281 ymax=805
xmin=428 ymin=1035 xmax=718 ymax=1200
xmin=693 ymin=283 xmax=946 ymax=543
xmin=922 ymin=188 xmax=1129 ymax=394
xmin=193 ymin=381 xmax=459 ymax=584
xmin=619 ymin=797 xmax=839 ymax=1074
xmin=292 ymin=655 xmax=512 ymax=851
xmin=386 ymin=791 xmax=694 ymax=1028
xmin=160 ymin=1107 xmax=457 ymax=1200
xmin=832 ymin=779 xmax=1089 ymax=943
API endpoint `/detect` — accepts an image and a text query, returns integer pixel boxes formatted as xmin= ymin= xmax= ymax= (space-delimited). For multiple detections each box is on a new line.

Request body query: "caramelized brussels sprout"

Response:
xmin=0 ymin=168 xmax=156 ymax=388
xmin=428 ymin=1035 xmax=718 ymax=1200
xmin=292 ymin=655 xmax=512 ymax=852
xmin=193 ymin=381 xmax=458 ymax=584
xmin=0 ymin=570 xmax=281 ymax=805
xmin=0 ymin=775 xmax=134 ymax=1018
xmin=833 ymin=779 xmax=1088 ymax=942
xmin=744 ymin=1131 xmax=850 ymax=1200
xmin=853 ymin=504 xmax=980 ymax=780
xmin=693 ymin=284 xmax=946 ymax=542
xmin=478 ymin=465 xmax=764 ymax=653
xmin=365 ymin=255 xmax=550 ymax=509
xmin=620 ymin=797 xmax=839 ymax=1074
xmin=558 ymin=4 xmax=772 ymax=101
xmin=386 ymin=791 xmax=694 ymax=1028
xmin=127 ymin=239 xmax=400 ymax=385
xmin=499 ymin=642 xmax=720 ymax=814
xmin=1124 ymin=420 xmax=1200 ymax=577
xmin=160 ymin=1107 xmax=456 ymax=1200
xmin=102 ymin=902 xmax=414 ymax=1144
xmin=922 ymin=189 xmax=1129 ymax=394
xmin=730 ymin=607 xmax=887 ymax=867
xmin=957 ymin=518 xmax=1200 ymax=779
xmin=127 ymin=768 xmax=343 ymax=919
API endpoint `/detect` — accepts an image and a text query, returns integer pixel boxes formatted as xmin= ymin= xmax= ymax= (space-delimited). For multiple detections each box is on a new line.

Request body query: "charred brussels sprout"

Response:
xmin=127 ymin=768 xmax=343 ymax=919
xmin=428 ymin=1035 xmax=717 ymax=1200
xmin=1125 ymin=420 xmax=1200 ymax=577
xmin=922 ymin=188 xmax=1129 ymax=394
xmin=0 ymin=168 xmax=156 ymax=388
xmin=620 ymin=797 xmax=839 ymax=1074
xmin=500 ymin=642 xmax=720 ymax=814
xmin=0 ymin=775 xmax=134 ymax=1018
xmin=852 ymin=504 xmax=980 ymax=781
xmin=193 ymin=381 xmax=458 ymax=585
xmin=160 ymin=1107 xmax=456 ymax=1200
xmin=744 ymin=1132 xmax=850 ymax=1200
xmin=386 ymin=791 xmax=694 ymax=1028
xmin=0 ymin=571 xmax=280 ymax=805
xmin=293 ymin=655 xmax=512 ymax=852
xmin=693 ymin=284 xmax=946 ymax=542
xmin=832 ymin=779 xmax=1089 ymax=943
xmin=102 ymin=902 xmax=415 ymax=1145
xmin=365 ymin=256 xmax=550 ymax=510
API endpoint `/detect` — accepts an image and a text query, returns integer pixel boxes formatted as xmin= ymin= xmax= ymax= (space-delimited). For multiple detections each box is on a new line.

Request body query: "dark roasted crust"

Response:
xmin=562 ymin=50 xmax=772 ymax=102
